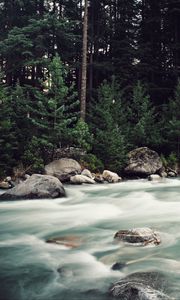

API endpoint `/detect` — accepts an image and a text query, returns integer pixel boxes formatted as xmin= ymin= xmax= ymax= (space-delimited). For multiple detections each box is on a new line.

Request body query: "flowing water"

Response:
xmin=0 ymin=178 xmax=180 ymax=300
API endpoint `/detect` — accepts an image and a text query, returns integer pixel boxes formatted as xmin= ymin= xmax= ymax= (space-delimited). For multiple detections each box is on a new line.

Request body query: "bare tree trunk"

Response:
xmin=80 ymin=0 xmax=88 ymax=121
xmin=89 ymin=0 xmax=94 ymax=101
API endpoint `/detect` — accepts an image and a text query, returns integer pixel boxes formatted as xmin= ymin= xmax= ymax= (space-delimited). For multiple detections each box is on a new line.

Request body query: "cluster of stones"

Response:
xmin=108 ymin=228 xmax=174 ymax=299
xmin=45 ymin=227 xmax=171 ymax=299
xmin=44 ymin=157 xmax=122 ymax=184
xmin=0 ymin=147 xmax=178 ymax=200
xmin=0 ymin=158 xmax=122 ymax=200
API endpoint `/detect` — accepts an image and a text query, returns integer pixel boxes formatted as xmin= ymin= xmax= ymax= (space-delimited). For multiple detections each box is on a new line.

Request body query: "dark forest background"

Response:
xmin=0 ymin=0 xmax=180 ymax=176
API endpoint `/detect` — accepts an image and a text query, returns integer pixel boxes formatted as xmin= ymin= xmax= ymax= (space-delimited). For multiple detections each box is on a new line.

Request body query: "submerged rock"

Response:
xmin=102 ymin=170 xmax=122 ymax=183
xmin=0 ymin=174 xmax=66 ymax=200
xmin=45 ymin=158 xmax=81 ymax=182
xmin=46 ymin=236 xmax=81 ymax=248
xmin=70 ymin=174 xmax=95 ymax=184
xmin=125 ymin=147 xmax=162 ymax=177
xmin=57 ymin=266 xmax=74 ymax=278
xmin=111 ymin=262 xmax=127 ymax=271
xmin=109 ymin=272 xmax=171 ymax=300
xmin=114 ymin=228 xmax=161 ymax=246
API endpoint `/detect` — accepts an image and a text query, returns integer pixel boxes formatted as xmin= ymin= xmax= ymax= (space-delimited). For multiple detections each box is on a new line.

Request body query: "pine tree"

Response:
xmin=90 ymin=79 xmax=127 ymax=172
xmin=128 ymin=81 xmax=160 ymax=148
xmin=80 ymin=0 xmax=88 ymax=120
xmin=167 ymin=79 xmax=180 ymax=158
xmin=25 ymin=54 xmax=79 ymax=162
xmin=0 ymin=76 xmax=17 ymax=176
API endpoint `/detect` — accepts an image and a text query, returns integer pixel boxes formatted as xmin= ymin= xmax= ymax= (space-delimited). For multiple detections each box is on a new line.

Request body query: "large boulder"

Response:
xmin=109 ymin=272 xmax=170 ymax=300
xmin=70 ymin=174 xmax=95 ymax=184
xmin=45 ymin=158 xmax=81 ymax=182
xmin=0 ymin=174 xmax=66 ymax=200
xmin=102 ymin=170 xmax=122 ymax=183
xmin=114 ymin=228 xmax=161 ymax=246
xmin=125 ymin=147 xmax=162 ymax=177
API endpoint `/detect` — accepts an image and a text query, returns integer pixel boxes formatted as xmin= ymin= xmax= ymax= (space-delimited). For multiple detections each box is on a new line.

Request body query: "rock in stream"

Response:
xmin=114 ymin=228 xmax=161 ymax=246
xmin=109 ymin=272 xmax=171 ymax=300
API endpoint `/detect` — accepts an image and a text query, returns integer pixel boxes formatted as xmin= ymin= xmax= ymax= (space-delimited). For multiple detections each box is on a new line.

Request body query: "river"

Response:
xmin=0 ymin=178 xmax=180 ymax=300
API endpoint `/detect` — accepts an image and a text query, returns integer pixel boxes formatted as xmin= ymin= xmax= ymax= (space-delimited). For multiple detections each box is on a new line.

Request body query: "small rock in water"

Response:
xmin=46 ymin=235 xmax=81 ymax=248
xmin=102 ymin=170 xmax=122 ymax=183
xmin=0 ymin=181 xmax=11 ymax=189
xmin=148 ymin=174 xmax=162 ymax=181
xmin=167 ymin=171 xmax=177 ymax=178
xmin=114 ymin=227 xmax=161 ymax=246
xmin=111 ymin=262 xmax=127 ymax=271
xmin=70 ymin=174 xmax=95 ymax=184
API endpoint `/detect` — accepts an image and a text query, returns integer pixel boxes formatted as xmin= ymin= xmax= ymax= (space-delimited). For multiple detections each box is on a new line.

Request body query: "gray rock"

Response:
xmin=5 ymin=176 xmax=12 ymax=182
xmin=102 ymin=170 xmax=122 ymax=183
xmin=125 ymin=147 xmax=162 ymax=177
xmin=114 ymin=228 xmax=161 ymax=246
xmin=45 ymin=158 xmax=81 ymax=182
xmin=81 ymin=169 xmax=94 ymax=179
xmin=148 ymin=174 xmax=162 ymax=181
xmin=24 ymin=174 xmax=30 ymax=180
xmin=167 ymin=171 xmax=177 ymax=178
xmin=94 ymin=174 xmax=104 ymax=183
xmin=0 ymin=181 xmax=11 ymax=189
xmin=70 ymin=174 xmax=95 ymax=184
xmin=0 ymin=174 xmax=66 ymax=200
xmin=109 ymin=272 xmax=171 ymax=300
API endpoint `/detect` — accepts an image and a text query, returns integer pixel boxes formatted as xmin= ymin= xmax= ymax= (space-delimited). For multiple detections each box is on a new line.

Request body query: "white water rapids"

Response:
xmin=0 ymin=178 xmax=180 ymax=300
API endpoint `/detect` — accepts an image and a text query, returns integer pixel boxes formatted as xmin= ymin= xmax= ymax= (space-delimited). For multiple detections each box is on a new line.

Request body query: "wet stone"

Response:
xmin=114 ymin=228 xmax=161 ymax=246
xmin=109 ymin=272 xmax=171 ymax=300
xmin=111 ymin=262 xmax=127 ymax=271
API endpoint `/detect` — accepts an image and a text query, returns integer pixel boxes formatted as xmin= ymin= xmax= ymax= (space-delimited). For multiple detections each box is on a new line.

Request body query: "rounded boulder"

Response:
xmin=0 ymin=174 xmax=66 ymax=200
xmin=125 ymin=147 xmax=162 ymax=177
xmin=45 ymin=158 xmax=81 ymax=182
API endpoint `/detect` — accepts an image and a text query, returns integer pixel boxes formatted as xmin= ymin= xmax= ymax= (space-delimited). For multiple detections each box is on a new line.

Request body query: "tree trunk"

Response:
xmin=80 ymin=0 xmax=88 ymax=121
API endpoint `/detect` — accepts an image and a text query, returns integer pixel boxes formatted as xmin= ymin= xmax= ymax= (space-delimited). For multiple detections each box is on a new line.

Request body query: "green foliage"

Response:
xmin=90 ymin=79 xmax=127 ymax=172
xmin=80 ymin=154 xmax=104 ymax=173
xmin=128 ymin=81 xmax=161 ymax=148
xmin=28 ymin=54 xmax=79 ymax=151
xmin=1 ymin=0 xmax=180 ymax=175
xmin=166 ymin=79 xmax=180 ymax=158
xmin=71 ymin=119 xmax=93 ymax=152
xmin=167 ymin=153 xmax=178 ymax=168
xmin=161 ymin=153 xmax=178 ymax=169
xmin=0 ymin=77 xmax=18 ymax=175
xmin=22 ymin=136 xmax=47 ymax=173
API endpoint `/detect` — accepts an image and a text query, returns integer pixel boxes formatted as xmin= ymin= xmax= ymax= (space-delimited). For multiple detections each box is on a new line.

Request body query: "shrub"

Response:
xmin=80 ymin=153 xmax=104 ymax=173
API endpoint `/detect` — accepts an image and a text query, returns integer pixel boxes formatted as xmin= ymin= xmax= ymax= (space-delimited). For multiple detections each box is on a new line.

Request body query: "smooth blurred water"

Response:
xmin=0 ymin=178 xmax=180 ymax=300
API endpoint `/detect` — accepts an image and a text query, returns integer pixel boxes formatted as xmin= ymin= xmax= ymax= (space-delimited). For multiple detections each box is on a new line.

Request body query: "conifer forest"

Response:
xmin=0 ymin=0 xmax=180 ymax=176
